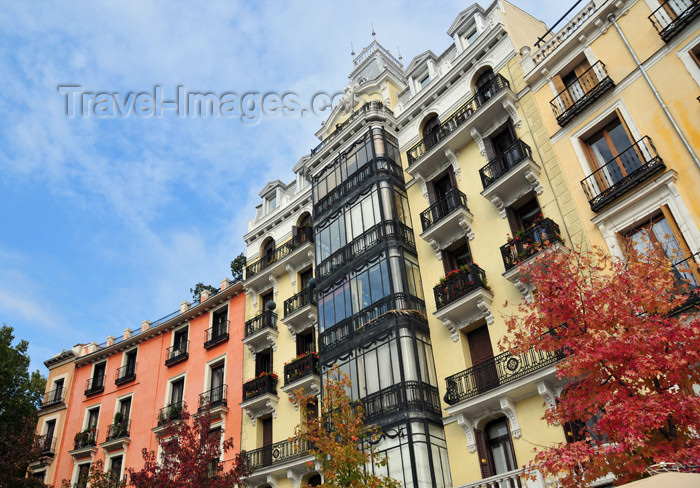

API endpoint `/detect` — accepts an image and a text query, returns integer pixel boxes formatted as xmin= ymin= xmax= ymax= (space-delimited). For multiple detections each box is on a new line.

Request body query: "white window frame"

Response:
xmin=166 ymin=372 xmax=187 ymax=408
xmin=204 ymin=354 xmax=227 ymax=393
xmin=83 ymin=404 xmax=101 ymax=430
xmin=120 ymin=345 xmax=138 ymax=368
xmin=677 ymin=34 xmax=700 ymax=87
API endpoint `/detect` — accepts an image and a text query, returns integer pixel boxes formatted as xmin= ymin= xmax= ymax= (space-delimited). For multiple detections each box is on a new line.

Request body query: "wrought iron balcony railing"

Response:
xmin=580 ymin=136 xmax=665 ymax=212
xmin=434 ymin=264 xmax=488 ymax=310
xmin=500 ymin=218 xmax=564 ymax=271
xmin=204 ymin=321 xmax=229 ymax=349
xmin=85 ymin=375 xmax=105 ymax=396
xmin=406 ymin=74 xmax=510 ymax=164
xmin=157 ymin=402 xmax=184 ymax=425
xmin=105 ymin=419 xmax=130 ymax=441
xmin=73 ymin=429 xmax=98 ymax=450
xmin=245 ymin=227 xmax=314 ymax=279
xmin=246 ymin=437 xmax=311 ymax=471
xmin=319 ymin=293 xmax=426 ymax=352
xmin=284 ymin=352 xmax=319 ymax=385
xmin=165 ymin=341 xmax=189 ymax=366
xmin=649 ymin=0 xmax=699 ymax=41
xmin=362 ymin=381 xmax=441 ymax=422
xmin=444 ymin=348 xmax=563 ymax=405
xmin=479 ymin=139 xmax=533 ymax=190
xmin=316 ymin=220 xmax=415 ymax=281
xmin=672 ymin=251 xmax=700 ymax=312
xmin=199 ymin=384 xmax=228 ymax=411
xmin=115 ymin=363 xmax=137 ymax=385
xmin=36 ymin=434 xmax=56 ymax=455
xmin=550 ymin=61 xmax=614 ymax=126
xmin=41 ymin=387 xmax=66 ymax=407
xmin=284 ymin=288 xmax=317 ymax=317
xmin=245 ymin=310 xmax=277 ymax=337
xmin=242 ymin=374 xmax=278 ymax=401
xmin=419 ymin=189 xmax=469 ymax=232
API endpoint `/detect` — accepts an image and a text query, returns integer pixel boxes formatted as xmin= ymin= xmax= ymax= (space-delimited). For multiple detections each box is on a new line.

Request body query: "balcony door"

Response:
xmin=486 ymin=418 xmax=518 ymax=480
xmin=262 ymin=417 xmax=273 ymax=466
xmin=210 ymin=364 xmax=224 ymax=403
xmin=93 ymin=362 xmax=106 ymax=389
xmin=475 ymin=69 xmax=496 ymax=104
xmin=467 ymin=326 xmax=498 ymax=393
xmin=585 ymin=117 xmax=642 ymax=189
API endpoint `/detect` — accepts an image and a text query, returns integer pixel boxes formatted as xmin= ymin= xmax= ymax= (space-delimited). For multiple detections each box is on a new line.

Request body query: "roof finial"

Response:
xmin=397 ymin=46 xmax=403 ymax=61
xmin=371 ymin=23 xmax=376 ymax=40
xmin=351 ymin=42 xmax=355 ymax=57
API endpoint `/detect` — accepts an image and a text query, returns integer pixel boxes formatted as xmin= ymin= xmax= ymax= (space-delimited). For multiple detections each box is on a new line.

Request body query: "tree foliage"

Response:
xmin=502 ymin=245 xmax=700 ymax=486
xmin=0 ymin=324 xmax=47 ymax=488
xmin=189 ymin=283 xmax=219 ymax=302
xmin=127 ymin=406 xmax=249 ymax=488
xmin=290 ymin=367 xmax=401 ymax=488
xmin=60 ymin=460 xmax=126 ymax=488
xmin=230 ymin=253 xmax=246 ymax=282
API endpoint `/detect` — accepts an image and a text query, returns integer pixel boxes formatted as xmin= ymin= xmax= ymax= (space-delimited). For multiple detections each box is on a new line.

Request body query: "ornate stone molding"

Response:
xmin=444 ymin=319 xmax=458 ymax=342
xmin=456 ymin=414 xmax=478 ymax=453
xmin=416 ymin=175 xmax=429 ymax=202
xmin=490 ymin=195 xmax=506 ymax=218
xmin=525 ymin=170 xmax=543 ymax=195
xmin=536 ymin=381 xmax=558 ymax=411
xmin=245 ymin=330 xmax=278 ymax=360
xmin=502 ymin=99 xmax=521 ymax=129
xmin=458 ymin=217 xmax=475 ymax=241
xmin=470 ymin=127 xmax=486 ymax=158
xmin=499 ymin=397 xmax=521 ymax=438
xmin=444 ymin=148 xmax=461 ymax=180
xmin=287 ymin=470 xmax=303 ymax=488
xmin=243 ymin=398 xmax=277 ymax=426
xmin=476 ymin=299 xmax=494 ymax=325
xmin=286 ymin=264 xmax=297 ymax=292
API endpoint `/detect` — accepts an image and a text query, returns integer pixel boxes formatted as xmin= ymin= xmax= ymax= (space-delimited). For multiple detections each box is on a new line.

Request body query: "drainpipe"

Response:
xmin=607 ymin=13 xmax=700 ymax=171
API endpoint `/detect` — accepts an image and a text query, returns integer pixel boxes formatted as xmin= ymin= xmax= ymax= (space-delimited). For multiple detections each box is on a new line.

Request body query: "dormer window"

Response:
xmin=267 ymin=194 xmax=277 ymax=212
xmin=465 ymin=28 xmax=478 ymax=45
xmin=419 ymin=75 xmax=430 ymax=89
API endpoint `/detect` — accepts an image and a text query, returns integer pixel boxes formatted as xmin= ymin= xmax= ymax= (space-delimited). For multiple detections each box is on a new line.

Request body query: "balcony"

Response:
xmin=165 ymin=341 xmax=189 ymax=367
xmin=581 ymin=136 xmax=666 ymax=212
xmin=69 ymin=429 xmax=98 ymax=458
xmin=243 ymin=310 xmax=278 ymax=357
xmin=433 ymin=264 xmax=494 ymax=342
xmin=204 ymin=321 xmax=229 ymax=349
xmin=101 ymin=419 xmax=131 ymax=451
xmin=41 ymin=387 xmax=65 ymax=409
xmin=198 ymin=384 xmax=228 ymax=415
xmin=649 ymin=0 xmax=699 ymax=42
xmin=419 ymin=189 xmax=474 ymax=251
xmin=550 ymin=61 xmax=614 ymax=127
xmin=282 ymin=288 xmax=317 ymax=338
xmin=316 ymin=221 xmax=415 ymax=282
xmin=240 ymin=374 xmax=279 ymax=425
xmin=115 ymin=363 xmax=136 ymax=386
xmin=246 ymin=437 xmax=312 ymax=474
xmin=157 ymin=402 xmax=184 ymax=426
xmin=84 ymin=376 xmax=105 ymax=397
xmin=459 ymin=468 xmax=545 ymax=488
xmin=36 ymin=434 xmax=56 ymax=457
xmin=362 ymin=381 xmax=441 ymax=422
xmin=281 ymin=352 xmax=320 ymax=399
xmin=244 ymin=228 xmax=314 ymax=292
xmin=405 ymin=74 xmax=517 ymax=181
xmin=672 ymin=251 xmax=700 ymax=313
xmin=479 ymin=140 xmax=543 ymax=218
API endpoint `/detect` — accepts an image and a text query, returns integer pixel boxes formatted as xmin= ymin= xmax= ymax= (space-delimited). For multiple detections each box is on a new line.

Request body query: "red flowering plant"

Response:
xmin=244 ymin=371 xmax=278 ymax=383
xmin=284 ymin=350 xmax=318 ymax=367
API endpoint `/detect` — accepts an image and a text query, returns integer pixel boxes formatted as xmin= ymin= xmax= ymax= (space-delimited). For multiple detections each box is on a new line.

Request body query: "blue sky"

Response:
xmin=0 ymin=0 xmax=564 ymax=374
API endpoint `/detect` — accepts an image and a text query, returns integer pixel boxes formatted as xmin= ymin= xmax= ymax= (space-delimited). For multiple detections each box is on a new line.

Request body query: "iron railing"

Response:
xmin=245 ymin=227 xmax=314 ymax=278
xmin=479 ymin=139 xmax=533 ymax=189
xmin=115 ymin=363 xmax=137 ymax=385
xmin=406 ymin=74 xmax=510 ymax=164
xmin=199 ymin=384 xmax=228 ymax=410
xmin=500 ymin=218 xmax=563 ymax=271
xmin=84 ymin=375 xmax=105 ymax=396
xmin=73 ymin=429 xmax=98 ymax=449
xmin=204 ymin=321 xmax=229 ymax=349
xmin=649 ymin=0 xmax=699 ymax=41
xmin=105 ymin=419 xmax=130 ymax=441
xmin=284 ymin=288 xmax=317 ymax=317
xmin=434 ymin=264 xmax=488 ymax=310
xmin=550 ymin=61 xmax=614 ymax=126
xmin=284 ymin=353 xmax=319 ymax=385
xmin=444 ymin=348 xmax=563 ymax=405
xmin=419 ymin=189 xmax=469 ymax=232
xmin=157 ymin=402 xmax=184 ymax=425
xmin=245 ymin=310 xmax=277 ymax=337
xmin=36 ymin=434 xmax=56 ymax=455
xmin=246 ymin=437 xmax=311 ymax=471
xmin=165 ymin=341 xmax=189 ymax=366
xmin=319 ymin=293 xmax=426 ymax=352
xmin=581 ymin=136 xmax=665 ymax=212
xmin=41 ymin=387 xmax=65 ymax=407
xmin=242 ymin=374 xmax=278 ymax=401
xmin=362 ymin=381 xmax=441 ymax=421
xmin=316 ymin=220 xmax=415 ymax=281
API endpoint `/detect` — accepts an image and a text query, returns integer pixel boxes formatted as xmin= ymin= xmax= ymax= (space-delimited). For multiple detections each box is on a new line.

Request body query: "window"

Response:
xmin=475 ymin=69 xmax=496 ymax=103
xmin=583 ymin=116 xmax=641 ymax=186
xmin=119 ymin=396 xmax=131 ymax=420
xmin=262 ymin=238 xmax=276 ymax=265
xmin=422 ymin=115 xmax=440 ymax=139
xmin=267 ymin=193 xmax=277 ymax=212
xmin=124 ymin=349 xmax=137 ymax=377
xmin=465 ymin=28 xmax=479 ymax=45
xmin=92 ymin=362 xmax=106 ymax=389
xmin=212 ymin=306 xmax=228 ymax=338
xmin=173 ymin=327 xmax=188 ymax=354
xmin=170 ymin=378 xmax=184 ymax=407
xmin=260 ymin=290 xmax=273 ymax=311
xmin=441 ymin=238 xmax=472 ymax=275
xmin=486 ymin=122 xmax=516 ymax=160
xmin=109 ymin=455 xmax=123 ymax=484
xmin=43 ymin=419 xmax=56 ymax=452
xmin=296 ymin=329 xmax=315 ymax=356
xmin=690 ymin=41 xmax=700 ymax=70
xmin=86 ymin=406 xmax=100 ymax=430
xmin=475 ymin=418 xmax=517 ymax=480
xmin=506 ymin=195 xmax=542 ymax=235
xmin=53 ymin=378 xmax=64 ymax=402
xmin=419 ymin=75 xmax=430 ymax=89
xmin=76 ymin=463 xmax=91 ymax=488
xmin=209 ymin=362 xmax=225 ymax=405
xmin=256 ymin=349 xmax=272 ymax=376
xmin=300 ymin=268 xmax=314 ymax=290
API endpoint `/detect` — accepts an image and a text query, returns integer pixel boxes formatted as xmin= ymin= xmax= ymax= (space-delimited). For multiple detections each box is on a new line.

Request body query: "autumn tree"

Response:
xmin=230 ymin=253 xmax=246 ymax=282
xmin=60 ymin=459 xmax=126 ymax=488
xmin=502 ymin=245 xmax=700 ymax=487
xmin=128 ymin=406 xmax=249 ymax=488
xmin=290 ymin=367 xmax=401 ymax=488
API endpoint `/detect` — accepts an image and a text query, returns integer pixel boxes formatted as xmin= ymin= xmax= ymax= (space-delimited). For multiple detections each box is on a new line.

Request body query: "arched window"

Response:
xmin=307 ymin=474 xmax=322 ymax=487
xmin=422 ymin=115 xmax=440 ymax=139
xmin=475 ymin=68 xmax=496 ymax=104
xmin=475 ymin=417 xmax=518 ymax=480
xmin=262 ymin=238 xmax=275 ymax=265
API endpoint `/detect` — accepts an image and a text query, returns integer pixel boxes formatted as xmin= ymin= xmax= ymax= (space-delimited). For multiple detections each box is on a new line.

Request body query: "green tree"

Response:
xmin=0 ymin=324 xmax=47 ymax=487
xmin=290 ymin=367 xmax=401 ymax=488
xmin=230 ymin=253 xmax=246 ymax=282
xmin=190 ymin=283 xmax=219 ymax=302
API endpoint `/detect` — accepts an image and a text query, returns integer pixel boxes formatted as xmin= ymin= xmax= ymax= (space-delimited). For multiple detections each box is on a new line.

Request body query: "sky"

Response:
xmin=0 ymin=0 xmax=566 ymax=374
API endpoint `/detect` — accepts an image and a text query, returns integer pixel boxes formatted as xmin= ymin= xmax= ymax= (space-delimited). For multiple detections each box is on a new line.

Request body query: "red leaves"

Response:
xmin=502 ymin=244 xmax=700 ymax=487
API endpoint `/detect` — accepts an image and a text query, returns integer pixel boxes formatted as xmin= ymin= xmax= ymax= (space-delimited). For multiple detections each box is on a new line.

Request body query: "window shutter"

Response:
xmin=474 ymin=428 xmax=494 ymax=478
xmin=447 ymin=165 xmax=458 ymax=189
xmin=506 ymin=207 xmax=522 ymax=234
xmin=426 ymin=179 xmax=437 ymax=204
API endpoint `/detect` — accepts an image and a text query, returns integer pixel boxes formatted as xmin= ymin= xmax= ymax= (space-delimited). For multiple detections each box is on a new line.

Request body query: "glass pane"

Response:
xmin=652 ymin=217 xmax=682 ymax=263
xmin=609 ymin=122 xmax=641 ymax=174
xmin=369 ymin=263 xmax=385 ymax=303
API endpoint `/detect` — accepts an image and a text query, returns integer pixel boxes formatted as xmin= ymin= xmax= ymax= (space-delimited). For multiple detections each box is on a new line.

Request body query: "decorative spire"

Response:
xmin=397 ymin=46 xmax=402 ymax=61
xmin=371 ymin=23 xmax=376 ymax=40
xmin=351 ymin=42 xmax=355 ymax=57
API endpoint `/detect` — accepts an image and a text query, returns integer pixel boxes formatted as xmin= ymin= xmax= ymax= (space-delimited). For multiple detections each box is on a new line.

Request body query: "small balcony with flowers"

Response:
xmin=240 ymin=371 xmax=279 ymax=425
xmin=243 ymin=308 xmax=279 ymax=358
xmin=100 ymin=414 xmax=131 ymax=452
xmin=152 ymin=401 xmax=184 ymax=435
xmin=281 ymin=286 xmax=317 ymax=339
xmin=433 ymin=263 xmax=494 ymax=342
xmin=243 ymin=227 xmax=315 ymax=293
xmin=479 ymin=140 xmax=543 ymax=218
xmin=500 ymin=216 xmax=566 ymax=298
xmin=68 ymin=428 xmax=98 ymax=459
xmin=419 ymin=189 xmax=474 ymax=252
xmin=280 ymin=351 xmax=320 ymax=401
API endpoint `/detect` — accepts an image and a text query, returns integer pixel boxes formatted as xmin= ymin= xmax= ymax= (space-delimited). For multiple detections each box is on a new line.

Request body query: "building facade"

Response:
xmin=30 ymin=280 xmax=245 ymax=487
